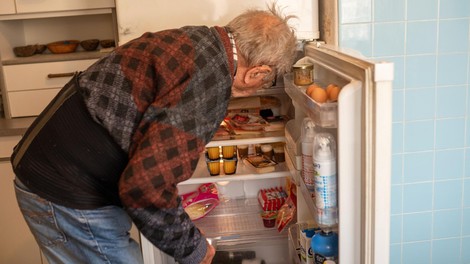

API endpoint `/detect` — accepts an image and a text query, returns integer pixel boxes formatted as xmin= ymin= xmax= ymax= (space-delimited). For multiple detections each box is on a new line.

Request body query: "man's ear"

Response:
xmin=244 ymin=65 xmax=273 ymax=86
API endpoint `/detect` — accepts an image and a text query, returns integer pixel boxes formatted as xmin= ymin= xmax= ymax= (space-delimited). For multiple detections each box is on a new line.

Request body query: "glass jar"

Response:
xmin=293 ymin=63 xmax=314 ymax=86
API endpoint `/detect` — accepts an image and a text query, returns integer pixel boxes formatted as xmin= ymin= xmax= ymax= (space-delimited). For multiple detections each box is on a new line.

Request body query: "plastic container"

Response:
xmin=313 ymin=133 xmax=338 ymax=227
xmin=311 ymin=230 xmax=338 ymax=264
xmin=301 ymin=118 xmax=316 ymax=191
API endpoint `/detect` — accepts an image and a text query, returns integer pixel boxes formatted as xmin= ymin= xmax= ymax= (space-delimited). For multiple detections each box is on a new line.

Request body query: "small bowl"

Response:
xmin=35 ymin=44 xmax=47 ymax=54
xmin=13 ymin=45 xmax=37 ymax=57
xmin=80 ymin=39 xmax=99 ymax=51
xmin=100 ymin=39 xmax=115 ymax=48
xmin=47 ymin=40 xmax=80 ymax=54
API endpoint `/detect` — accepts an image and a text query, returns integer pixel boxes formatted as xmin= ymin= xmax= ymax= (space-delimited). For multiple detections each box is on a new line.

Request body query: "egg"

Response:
xmin=326 ymin=84 xmax=340 ymax=101
xmin=306 ymin=84 xmax=321 ymax=97
xmin=310 ymin=86 xmax=328 ymax=103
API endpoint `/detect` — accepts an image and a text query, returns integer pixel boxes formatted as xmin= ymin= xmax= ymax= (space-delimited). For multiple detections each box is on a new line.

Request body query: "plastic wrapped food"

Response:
xmin=181 ymin=183 xmax=220 ymax=220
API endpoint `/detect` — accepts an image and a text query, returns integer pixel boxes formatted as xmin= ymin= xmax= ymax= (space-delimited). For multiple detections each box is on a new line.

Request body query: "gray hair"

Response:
xmin=226 ymin=3 xmax=298 ymax=75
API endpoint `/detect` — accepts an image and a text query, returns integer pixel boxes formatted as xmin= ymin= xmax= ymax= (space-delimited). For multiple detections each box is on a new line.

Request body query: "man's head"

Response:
xmin=227 ymin=3 xmax=298 ymax=97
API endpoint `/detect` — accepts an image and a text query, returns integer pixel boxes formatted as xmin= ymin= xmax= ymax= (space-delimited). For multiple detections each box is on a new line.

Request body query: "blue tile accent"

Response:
xmin=392 ymin=154 xmax=404 ymax=184
xmin=407 ymin=0 xmax=438 ymax=20
xmin=435 ymin=149 xmax=464 ymax=180
xmin=403 ymin=183 xmax=433 ymax=212
xmin=340 ymin=24 xmax=372 ymax=57
xmin=374 ymin=0 xmax=405 ymax=22
xmin=431 ymin=238 xmax=461 ymax=263
xmin=435 ymin=118 xmax=465 ymax=149
xmin=463 ymin=237 xmax=470 ymax=263
xmin=405 ymin=88 xmax=435 ymax=121
xmin=463 ymin=208 xmax=470 ymax=236
xmin=434 ymin=180 xmax=463 ymax=210
xmin=402 ymin=241 xmax=431 ymax=264
xmin=438 ymin=19 xmax=470 ymax=53
xmin=374 ymin=22 xmax=405 ymax=56
xmin=403 ymin=152 xmax=434 ymax=183
xmin=338 ymin=0 xmax=470 ymax=262
xmin=433 ymin=209 xmax=462 ymax=238
xmin=390 ymin=215 xmax=402 ymax=243
xmin=437 ymin=54 xmax=468 ymax=86
xmin=465 ymin=179 xmax=470 ymax=207
xmin=392 ymin=122 xmax=404 ymax=153
xmin=391 ymin=185 xmax=403 ymax=214
xmin=439 ymin=0 xmax=470 ymax=19
xmin=466 ymin=149 xmax=470 ymax=177
xmin=405 ymin=55 xmax=437 ymax=88
xmin=393 ymin=90 xmax=404 ymax=122
xmin=340 ymin=0 xmax=372 ymax=23
xmin=403 ymin=212 xmax=432 ymax=241
xmin=406 ymin=21 xmax=437 ymax=55
xmin=390 ymin=244 xmax=402 ymax=264
xmin=404 ymin=121 xmax=435 ymax=152
xmin=436 ymin=86 xmax=466 ymax=118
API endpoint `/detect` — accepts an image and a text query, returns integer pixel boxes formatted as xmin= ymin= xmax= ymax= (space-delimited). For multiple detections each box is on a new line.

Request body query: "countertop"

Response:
xmin=0 ymin=117 xmax=35 ymax=137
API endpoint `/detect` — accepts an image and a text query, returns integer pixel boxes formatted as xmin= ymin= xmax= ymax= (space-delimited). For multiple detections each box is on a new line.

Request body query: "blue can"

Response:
xmin=311 ymin=230 xmax=338 ymax=264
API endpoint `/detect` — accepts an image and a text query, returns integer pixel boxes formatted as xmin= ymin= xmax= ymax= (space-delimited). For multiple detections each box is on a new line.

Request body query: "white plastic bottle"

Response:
xmin=313 ymin=133 xmax=338 ymax=227
xmin=300 ymin=118 xmax=316 ymax=191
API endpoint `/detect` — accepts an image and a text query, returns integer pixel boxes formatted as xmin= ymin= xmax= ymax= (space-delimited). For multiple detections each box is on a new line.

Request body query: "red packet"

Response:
xmin=181 ymin=183 xmax=219 ymax=220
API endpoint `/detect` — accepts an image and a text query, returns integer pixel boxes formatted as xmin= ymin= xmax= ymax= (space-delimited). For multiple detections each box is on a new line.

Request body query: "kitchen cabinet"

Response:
xmin=15 ymin=0 xmax=115 ymax=14
xmin=0 ymin=135 xmax=44 ymax=264
xmin=0 ymin=1 xmax=117 ymax=118
xmin=3 ymin=59 xmax=98 ymax=118
xmin=0 ymin=1 xmax=15 ymax=15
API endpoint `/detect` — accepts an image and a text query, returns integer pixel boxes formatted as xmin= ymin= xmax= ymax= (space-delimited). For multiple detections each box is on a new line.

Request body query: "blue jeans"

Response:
xmin=14 ymin=178 xmax=143 ymax=264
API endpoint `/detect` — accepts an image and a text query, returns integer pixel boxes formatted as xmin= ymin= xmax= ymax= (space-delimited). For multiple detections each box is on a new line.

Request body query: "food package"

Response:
xmin=258 ymin=187 xmax=287 ymax=212
xmin=181 ymin=183 xmax=219 ymax=220
xmin=275 ymin=184 xmax=297 ymax=233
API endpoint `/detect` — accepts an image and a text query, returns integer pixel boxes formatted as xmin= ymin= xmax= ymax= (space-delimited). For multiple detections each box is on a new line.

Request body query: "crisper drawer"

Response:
xmin=3 ymin=59 xmax=97 ymax=92
xmin=6 ymin=89 xmax=60 ymax=118
xmin=15 ymin=0 xmax=115 ymax=14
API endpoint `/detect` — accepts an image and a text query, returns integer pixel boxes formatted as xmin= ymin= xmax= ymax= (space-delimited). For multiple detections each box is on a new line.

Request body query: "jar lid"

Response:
xmin=293 ymin=63 xmax=313 ymax=70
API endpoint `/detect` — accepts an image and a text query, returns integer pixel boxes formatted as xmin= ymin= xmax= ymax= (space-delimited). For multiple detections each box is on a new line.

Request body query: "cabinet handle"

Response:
xmin=47 ymin=72 xmax=75 ymax=78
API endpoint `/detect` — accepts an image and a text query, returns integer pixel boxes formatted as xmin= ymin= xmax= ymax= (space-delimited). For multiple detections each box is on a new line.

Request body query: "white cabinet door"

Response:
xmin=3 ymin=59 xmax=97 ymax=118
xmin=3 ymin=59 xmax=97 ymax=92
xmin=7 ymin=88 xmax=61 ymax=118
xmin=15 ymin=0 xmax=115 ymax=14
xmin=0 ymin=0 xmax=16 ymax=15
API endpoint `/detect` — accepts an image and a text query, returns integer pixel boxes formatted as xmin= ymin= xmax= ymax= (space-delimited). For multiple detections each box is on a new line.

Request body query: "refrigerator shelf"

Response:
xmin=181 ymin=152 xmax=291 ymax=185
xmin=207 ymin=130 xmax=286 ymax=147
xmin=193 ymin=197 xmax=287 ymax=245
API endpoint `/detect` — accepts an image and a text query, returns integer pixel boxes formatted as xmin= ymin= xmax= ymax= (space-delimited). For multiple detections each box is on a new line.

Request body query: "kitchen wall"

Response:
xmin=338 ymin=0 xmax=470 ymax=263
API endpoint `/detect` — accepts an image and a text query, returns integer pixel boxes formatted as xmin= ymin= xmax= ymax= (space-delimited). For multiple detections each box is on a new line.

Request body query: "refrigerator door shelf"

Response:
xmin=284 ymin=74 xmax=344 ymax=129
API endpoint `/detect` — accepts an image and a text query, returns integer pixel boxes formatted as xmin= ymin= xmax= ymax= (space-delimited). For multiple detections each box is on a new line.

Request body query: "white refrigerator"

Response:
xmin=114 ymin=1 xmax=392 ymax=264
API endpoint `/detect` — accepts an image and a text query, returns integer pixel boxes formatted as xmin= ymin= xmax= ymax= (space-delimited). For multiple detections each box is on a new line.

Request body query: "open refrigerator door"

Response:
xmin=285 ymin=42 xmax=392 ymax=264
